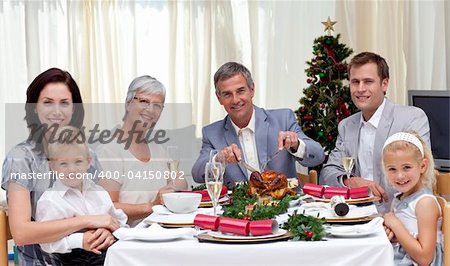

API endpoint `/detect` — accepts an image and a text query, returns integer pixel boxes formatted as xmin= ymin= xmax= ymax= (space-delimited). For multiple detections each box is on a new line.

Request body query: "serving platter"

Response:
xmin=196 ymin=231 xmax=291 ymax=244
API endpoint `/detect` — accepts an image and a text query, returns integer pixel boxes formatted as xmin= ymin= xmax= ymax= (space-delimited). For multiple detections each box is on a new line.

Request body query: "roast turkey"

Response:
xmin=248 ymin=170 xmax=295 ymax=200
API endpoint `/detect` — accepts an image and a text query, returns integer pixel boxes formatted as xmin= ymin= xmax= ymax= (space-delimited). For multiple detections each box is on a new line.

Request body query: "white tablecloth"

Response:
xmin=105 ymin=225 xmax=394 ymax=266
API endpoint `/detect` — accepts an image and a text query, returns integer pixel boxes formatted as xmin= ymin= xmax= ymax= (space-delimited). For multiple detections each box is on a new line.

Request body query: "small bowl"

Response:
xmin=162 ymin=193 xmax=202 ymax=214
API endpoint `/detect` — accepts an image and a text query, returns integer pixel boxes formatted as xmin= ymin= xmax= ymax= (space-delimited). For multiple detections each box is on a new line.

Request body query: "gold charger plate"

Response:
xmin=159 ymin=223 xmax=194 ymax=228
xmin=208 ymin=229 xmax=287 ymax=240
xmin=196 ymin=231 xmax=292 ymax=244
xmin=311 ymin=195 xmax=381 ymax=204
xmin=143 ymin=220 xmax=194 ymax=228
xmin=325 ymin=214 xmax=378 ymax=224
xmin=199 ymin=196 xmax=230 ymax=207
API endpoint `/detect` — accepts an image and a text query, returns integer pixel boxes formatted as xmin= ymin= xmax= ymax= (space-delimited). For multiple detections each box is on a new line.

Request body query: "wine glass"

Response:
xmin=167 ymin=146 xmax=180 ymax=185
xmin=204 ymin=161 xmax=224 ymax=216
xmin=209 ymin=149 xmax=220 ymax=163
xmin=341 ymin=156 xmax=355 ymax=184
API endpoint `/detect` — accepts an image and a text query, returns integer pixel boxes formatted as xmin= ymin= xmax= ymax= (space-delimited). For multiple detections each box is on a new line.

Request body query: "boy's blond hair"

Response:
xmin=47 ymin=125 xmax=90 ymax=160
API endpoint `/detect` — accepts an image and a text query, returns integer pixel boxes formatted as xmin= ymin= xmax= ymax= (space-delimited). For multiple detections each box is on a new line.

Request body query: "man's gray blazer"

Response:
xmin=192 ymin=106 xmax=325 ymax=187
xmin=320 ymin=98 xmax=430 ymax=211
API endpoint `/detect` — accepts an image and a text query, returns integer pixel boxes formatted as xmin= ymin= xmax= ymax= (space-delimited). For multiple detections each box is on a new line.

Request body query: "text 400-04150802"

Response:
xmin=96 ymin=170 xmax=185 ymax=180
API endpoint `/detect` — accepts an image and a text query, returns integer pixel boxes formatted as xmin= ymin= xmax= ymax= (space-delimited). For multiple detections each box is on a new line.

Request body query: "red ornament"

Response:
xmin=328 ymin=135 xmax=333 ymax=140
xmin=304 ymin=229 xmax=313 ymax=239
xmin=303 ymin=114 xmax=314 ymax=120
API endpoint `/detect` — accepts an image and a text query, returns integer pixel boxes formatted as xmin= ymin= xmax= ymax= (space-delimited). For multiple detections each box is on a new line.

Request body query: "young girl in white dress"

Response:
xmin=382 ymin=132 xmax=443 ymax=266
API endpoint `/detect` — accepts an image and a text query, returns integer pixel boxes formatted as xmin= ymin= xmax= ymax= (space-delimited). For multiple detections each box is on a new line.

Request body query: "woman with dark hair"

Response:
xmin=24 ymin=68 xmax=85 ymax=154
xmin=2 ymin=68 xmax=120 ymax=265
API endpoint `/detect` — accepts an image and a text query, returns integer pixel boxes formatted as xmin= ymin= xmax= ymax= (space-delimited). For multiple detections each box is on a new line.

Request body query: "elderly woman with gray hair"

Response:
xmin=96 ymin=76 xmax=187 ymax=227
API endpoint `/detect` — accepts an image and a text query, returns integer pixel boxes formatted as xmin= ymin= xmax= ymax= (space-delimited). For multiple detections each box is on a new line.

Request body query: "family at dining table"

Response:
xmin=0 ymin=51 xmax=443 ymax=266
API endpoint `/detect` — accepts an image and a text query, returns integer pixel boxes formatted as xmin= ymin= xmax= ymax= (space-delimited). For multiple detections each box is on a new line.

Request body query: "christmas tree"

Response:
xmin=295 ymin=18 xmax=357 ymax=155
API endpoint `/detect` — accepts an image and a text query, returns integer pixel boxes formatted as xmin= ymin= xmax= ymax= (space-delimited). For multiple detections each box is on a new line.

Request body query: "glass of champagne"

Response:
xmin=167 ymin=146 xmax=180 ymax=185
xmin=205 ymin=161 xmax=224 ymax=216
xmin=209 ymin=149 xmax=221 ymax=163
xmin=342 ymin=156 xmax=355 ymax=184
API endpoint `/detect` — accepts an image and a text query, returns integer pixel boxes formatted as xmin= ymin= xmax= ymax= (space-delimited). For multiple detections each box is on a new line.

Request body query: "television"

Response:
xmin=408 ymin=90 xmax=450 ymax=172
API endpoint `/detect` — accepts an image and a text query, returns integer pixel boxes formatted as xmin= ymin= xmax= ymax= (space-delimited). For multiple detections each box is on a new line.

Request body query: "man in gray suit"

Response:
xmin=320 ymin=52 xmax=430 ymax=212
xmin=192 ymin=62 xmax=325 ymax=187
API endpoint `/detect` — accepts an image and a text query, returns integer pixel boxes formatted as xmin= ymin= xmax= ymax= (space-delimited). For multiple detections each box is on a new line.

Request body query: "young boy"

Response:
xmin=36 ymin=126 xmax=128 ymax=265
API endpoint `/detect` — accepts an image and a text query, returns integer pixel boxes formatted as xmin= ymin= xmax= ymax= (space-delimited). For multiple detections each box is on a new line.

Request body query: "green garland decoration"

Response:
xmin=282 ymin=210 xmax=326 ymax=241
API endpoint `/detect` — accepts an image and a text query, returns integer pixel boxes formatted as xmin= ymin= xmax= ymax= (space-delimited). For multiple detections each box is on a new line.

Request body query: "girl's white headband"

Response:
xmin=383 ymin=132 xmax=424 ymax=157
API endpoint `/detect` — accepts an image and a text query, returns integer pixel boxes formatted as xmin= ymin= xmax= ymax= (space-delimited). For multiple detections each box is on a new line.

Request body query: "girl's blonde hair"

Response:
xmin=382 ymin=131 xmax=435 ymax=188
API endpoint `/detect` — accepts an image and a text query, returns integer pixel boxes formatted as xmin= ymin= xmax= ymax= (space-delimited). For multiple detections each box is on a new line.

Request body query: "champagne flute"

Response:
xmin=342 ymin=156 xmax=355 ymax=184
xmin=167 ymin=146 xmax=180 ymax=185
xmin=209 ymin=149 xmax=220 ymax=163
xmin=205 ymin=161 xmax=224 ymax=216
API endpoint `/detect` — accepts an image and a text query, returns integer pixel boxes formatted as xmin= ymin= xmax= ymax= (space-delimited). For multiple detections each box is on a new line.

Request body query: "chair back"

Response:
xmin=297 ymin=170 xmax=318 ymax=185
xmin=436 ymin=196 xmax=449 ymax=266
xmin=0 ymin=209 xmax=12 ymax=266
xmin=436 ymin=172 xmax=450 ymax=200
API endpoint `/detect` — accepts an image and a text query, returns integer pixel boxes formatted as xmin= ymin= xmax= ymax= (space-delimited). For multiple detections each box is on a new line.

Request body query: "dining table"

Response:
xmin=104 ymin=204 xmax=394 ymax=266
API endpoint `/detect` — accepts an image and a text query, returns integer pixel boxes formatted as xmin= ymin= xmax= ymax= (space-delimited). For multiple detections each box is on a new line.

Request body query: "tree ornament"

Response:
xmin=318 ymin=131 xmax=324 ymax=137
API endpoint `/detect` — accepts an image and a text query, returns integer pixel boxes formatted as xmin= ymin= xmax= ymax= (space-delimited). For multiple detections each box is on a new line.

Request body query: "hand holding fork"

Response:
xmin=260 ymin=148 xmax=284 ymax=171
xmin=260 ymin=131 xmax=298 ymax=171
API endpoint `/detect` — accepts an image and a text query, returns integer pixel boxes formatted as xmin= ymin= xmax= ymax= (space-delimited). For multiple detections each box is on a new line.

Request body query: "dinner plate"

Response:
xmin=208 ymin=229 xmax=287 ymax=240
xmin=199 ymin=196 xmax=230 ymax=207
xmin=113 ymin=226 xmax=195 ymax=241
xmin=149 ymin=221 xmax=194 ymax=228
xmin=288 ymin=198 xmax=301 ymax=207
xmin=196 ymin=231 xmax=291 ymax=244
xmin=297 ymin=204 xmax=378 ymax=224
xmin=329 ymin=230 xmax=377 ymax=237
xmin=144 ymin=218 xmax=194 ymax=227
xmin=144 ymin=213 xmax=195 ymax=226
xmin=327 ymin=226 xmax=378 ymax=237
xmin=325 ymin=215 xmax=373 ymax=224
xmin=310 ymin=195 xmax=381 ymax=204
xmin=183 ymin=187 xmax=228 ymax=202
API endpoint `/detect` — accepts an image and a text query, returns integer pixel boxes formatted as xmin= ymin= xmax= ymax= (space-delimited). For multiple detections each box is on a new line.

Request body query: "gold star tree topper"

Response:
xmin=322 ymin=17 xmax=337 ymax=36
